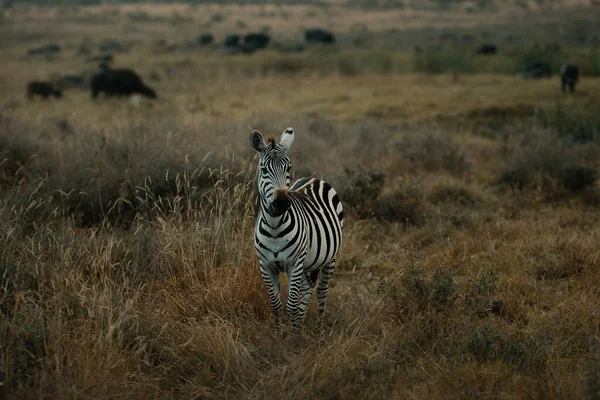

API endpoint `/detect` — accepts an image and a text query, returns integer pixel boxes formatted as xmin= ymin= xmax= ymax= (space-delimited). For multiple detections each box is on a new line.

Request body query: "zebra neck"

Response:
xmin=260 ymin=198 xmax=288 ymax=229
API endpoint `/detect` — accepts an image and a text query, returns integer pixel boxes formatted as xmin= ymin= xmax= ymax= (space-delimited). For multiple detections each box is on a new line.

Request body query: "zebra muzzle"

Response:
xmin=269 ymin=190 xmax=291 ymax=217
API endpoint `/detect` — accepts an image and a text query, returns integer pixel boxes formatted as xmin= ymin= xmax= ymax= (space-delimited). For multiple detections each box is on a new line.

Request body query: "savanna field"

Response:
xmin=1 ymin=1 xmax=600 ymax=398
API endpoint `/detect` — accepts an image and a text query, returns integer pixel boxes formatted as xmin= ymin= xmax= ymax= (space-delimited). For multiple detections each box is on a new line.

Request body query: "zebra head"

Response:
xmin=250 ymin=128 xmax=295 ymax=216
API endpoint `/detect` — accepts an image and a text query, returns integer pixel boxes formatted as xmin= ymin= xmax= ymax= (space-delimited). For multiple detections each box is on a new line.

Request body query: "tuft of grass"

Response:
xmin=467 ymin=322 xmax=550 ymax=371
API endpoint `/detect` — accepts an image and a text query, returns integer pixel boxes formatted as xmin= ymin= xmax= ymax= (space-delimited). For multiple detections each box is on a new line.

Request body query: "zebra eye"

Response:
xmin=260 ymin=166 xmax=269 ymax=174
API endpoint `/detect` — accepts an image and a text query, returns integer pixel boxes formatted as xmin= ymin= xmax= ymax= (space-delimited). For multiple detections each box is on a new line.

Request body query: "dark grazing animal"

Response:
xmin=197 ymin=33 xmax=214 ymax=46
xmin=476 ymin=44 xmax=497 ymax=55
xmin=27 ymin=81 xmax=62 ymax=99
xmin=224 ymin=34 xmax=240 ymax=48
xmin=560 ymin=64 xmax=579 ymax=93
xmin=305 ymin=29 xmax=335 ymax=44
xmin=242 ymin=32 xmax=270 ymax=52
xmin=90 ymin=68 xmax=156 ymax=99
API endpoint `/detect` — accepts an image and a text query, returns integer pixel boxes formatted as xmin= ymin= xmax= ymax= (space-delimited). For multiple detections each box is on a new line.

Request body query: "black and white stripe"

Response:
xmin=250 ymin=127 xmax=344 ymax=334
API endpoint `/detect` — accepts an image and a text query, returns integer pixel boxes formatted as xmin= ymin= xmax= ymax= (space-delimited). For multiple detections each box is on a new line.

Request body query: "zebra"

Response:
xmin=250 ymin=127 xmax=344 ymax=334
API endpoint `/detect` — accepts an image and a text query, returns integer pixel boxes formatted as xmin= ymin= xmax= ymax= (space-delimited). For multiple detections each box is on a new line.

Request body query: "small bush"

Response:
xmin=494 ymin=133 xmax=598 ymax=199
xmin=339 ymin=167 xmax=385 ymax=215
xmin=340 ymin=168 xmax=424 ymax=224
xmin=396 ymin=131 xmax=471 ymax=177
xmin=372 ymin=178 xmax=424 ymax=225
xmin=401 ymin=267 xmax=458 ymax=312
xmin=463 ymin=269 xmax=499 ymax=316
xmin=467 ymin=322 xmax=504 ymax=361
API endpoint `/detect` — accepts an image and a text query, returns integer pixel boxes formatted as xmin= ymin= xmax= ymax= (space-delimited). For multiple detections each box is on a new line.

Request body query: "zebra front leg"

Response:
xmin=287 ymin=263 xmax=305 ymax=334
xmin=260 ymin=263 xmax=283 ymax=330
xmin=317 ymin=260 xmax=335 ymax=316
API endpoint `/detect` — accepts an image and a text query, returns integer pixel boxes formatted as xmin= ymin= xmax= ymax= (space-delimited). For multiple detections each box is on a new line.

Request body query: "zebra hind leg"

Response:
xmin=297 ymin=275 xmax=314 ymax=331
xmin=317 ymin=260 xmax=335 ymax=316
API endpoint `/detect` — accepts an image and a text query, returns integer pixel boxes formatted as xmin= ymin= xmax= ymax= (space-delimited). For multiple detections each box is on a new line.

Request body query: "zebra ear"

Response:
xmin=280 ymin=127 xmax=294 ymax=151
xmin=250 ymin=130 xmax=266 ymax=153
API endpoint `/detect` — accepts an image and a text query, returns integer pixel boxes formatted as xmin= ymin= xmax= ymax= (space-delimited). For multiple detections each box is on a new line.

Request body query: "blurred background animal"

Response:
xmin=561 ymin=64 xmax=579 ymax=92
xmin=90 ymin=66 xmax=157 ymax=99
xmin=476 ymin=43 xmax=497 ymax=55
xmin=27 ymin=81 xmax=62 ymax=99
xmin=305 ymin=28 xmax=335 ymax=44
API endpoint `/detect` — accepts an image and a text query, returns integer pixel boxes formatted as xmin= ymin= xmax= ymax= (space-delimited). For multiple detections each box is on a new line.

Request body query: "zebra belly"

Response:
xmin=301 ymin=221 xmax=340 ymax=272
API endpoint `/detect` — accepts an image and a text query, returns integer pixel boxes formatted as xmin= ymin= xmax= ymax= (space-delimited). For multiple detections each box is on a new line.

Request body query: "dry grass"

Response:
xmin=2 ymin=3 xmax=600 ymax=399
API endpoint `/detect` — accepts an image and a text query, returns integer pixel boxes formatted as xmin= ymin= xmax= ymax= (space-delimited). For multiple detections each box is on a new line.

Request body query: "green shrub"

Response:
xmin=401 ymin=267 xmax=458 ymax=312
xmin=463 ymin=269 xmax=499 ymax=316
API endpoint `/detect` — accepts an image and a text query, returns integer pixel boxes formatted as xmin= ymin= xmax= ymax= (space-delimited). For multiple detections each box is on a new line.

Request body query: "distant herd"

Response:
xmin=25 ymin=31 xmax=582 ymax=102
xmin=25 ymin=28 xmax=337 ymax=102
xmin=28 ymin=66 xmax=158 ymax=100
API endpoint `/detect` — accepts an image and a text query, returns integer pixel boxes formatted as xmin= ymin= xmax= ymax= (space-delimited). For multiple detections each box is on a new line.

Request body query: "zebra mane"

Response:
xmin=266 ymin=136 xmax=276 ymax=148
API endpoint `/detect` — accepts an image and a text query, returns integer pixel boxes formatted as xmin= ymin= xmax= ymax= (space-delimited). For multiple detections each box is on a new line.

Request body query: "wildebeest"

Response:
xmin=242 ymin=32 xmax=270 ymax=52
xmin=476 ymin=44 xmax=497 ymax=55
xmin=28 ymin=44 xmax=61 ymax=55
xmin=560 ymin=64 xmax=579 ymax=93
xmin=224 ymin=34 xmax=240 ymax=48
xmin=523 ymin=61 xmax=553 ymax=79
xmin=305 ymin=29 xmax=335 ymax=44
xmin=90 ymin=67 xmax=156 ymax=99
xmin=27 ymin=81 xmax=62 ymax=99
xmin=197 ymin=33 xmax=214 ymax=46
